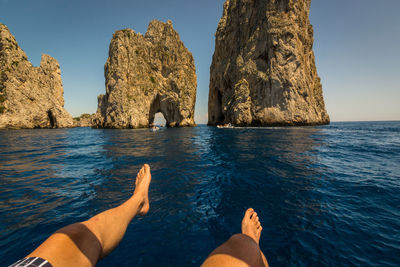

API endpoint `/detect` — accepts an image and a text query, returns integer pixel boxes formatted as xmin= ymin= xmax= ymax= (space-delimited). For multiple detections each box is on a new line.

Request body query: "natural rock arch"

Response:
xmin=94 ymin=20 xmax=197 ymax=129
xmin=151 ymin=111 xmax=167 ymax=126
xmin=148 ymin=94 xmax=177 ymax=126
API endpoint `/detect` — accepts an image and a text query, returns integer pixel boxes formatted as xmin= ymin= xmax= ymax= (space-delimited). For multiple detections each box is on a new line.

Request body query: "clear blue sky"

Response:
xmin=1 ymin=0 xmax=399 ymax=123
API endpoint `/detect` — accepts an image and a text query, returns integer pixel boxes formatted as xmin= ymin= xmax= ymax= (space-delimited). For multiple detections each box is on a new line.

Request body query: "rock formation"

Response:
xmin=0 ymin=24 xmax=74 ymax=129
xmin=73 ymin=113 xmax=94 ymax=127
xmin=94 ymin=20 xmax=197 ymax=128
xmin=208 ymin=0 xmax=329 ymax=126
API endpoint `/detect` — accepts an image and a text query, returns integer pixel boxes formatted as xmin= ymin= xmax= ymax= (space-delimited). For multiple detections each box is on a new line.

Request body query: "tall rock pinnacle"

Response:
xmin=94 ymin=20 xmax=197 ymax=128
xmin=0 ymin=23 xmax=73 ymax=129
xmin=208 ymin=0 xmax=330 ymax=126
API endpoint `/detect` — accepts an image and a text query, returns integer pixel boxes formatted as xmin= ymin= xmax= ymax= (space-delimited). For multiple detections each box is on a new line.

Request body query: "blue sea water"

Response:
xmin=0 ymin=121 xmax=399 ymax=266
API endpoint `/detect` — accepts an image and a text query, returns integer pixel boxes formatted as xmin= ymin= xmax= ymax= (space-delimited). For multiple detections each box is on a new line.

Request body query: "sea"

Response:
xmin=0 ymin=121 xmax=399 ymax=266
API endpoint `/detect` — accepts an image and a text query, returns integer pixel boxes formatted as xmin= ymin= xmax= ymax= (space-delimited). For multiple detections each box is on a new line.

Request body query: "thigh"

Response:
xmin=27 ymin=223 xmax=102 ymax=267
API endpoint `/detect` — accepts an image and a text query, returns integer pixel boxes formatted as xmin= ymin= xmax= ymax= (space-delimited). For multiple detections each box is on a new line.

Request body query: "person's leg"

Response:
xmin=24 ymin=164 xmax=152 ymax=267
xmin=202 ymin=208 xmax=269 ymax=267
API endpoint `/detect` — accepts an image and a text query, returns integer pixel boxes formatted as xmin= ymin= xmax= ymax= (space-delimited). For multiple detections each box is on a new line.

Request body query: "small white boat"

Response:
xmin=217 ymin=123 xmax=234 ymax=129
xmin=149 ymin=126 xmax=160 ymax=132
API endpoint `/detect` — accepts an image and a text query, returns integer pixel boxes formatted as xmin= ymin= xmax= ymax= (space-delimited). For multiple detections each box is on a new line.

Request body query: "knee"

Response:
xmin=55 ymin=223 xmax=102 ymax=262
xmin=210 ymin=234 xmax=263 ymax=267
xmin=227 ymin=233 xmax=259 ymax=248
xmin=229 ymin=233 xmax=250 ymax=241
xmin=56 ymin=223 xmax=87 ymax=240
xmin=55 ymin=223 xmax=102 ymax=251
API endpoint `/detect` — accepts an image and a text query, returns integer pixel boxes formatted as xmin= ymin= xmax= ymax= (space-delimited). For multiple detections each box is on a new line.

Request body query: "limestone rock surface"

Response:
xmin=208 ymin=0 xmax=329 ymax=126
xmin=94 ymin=20 xmax=197 ymax=128
xmin=0 ymin=24 xmax=73 ymax=129
xmin=73 ymin=113 xmax=94 ymax=127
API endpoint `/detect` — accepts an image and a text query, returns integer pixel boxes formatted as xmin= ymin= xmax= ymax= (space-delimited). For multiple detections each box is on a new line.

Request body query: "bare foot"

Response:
xmin=242 ymin=208 xmax=262 ymax=245
xmin=133 ymin=164 xmax=152 ymax=215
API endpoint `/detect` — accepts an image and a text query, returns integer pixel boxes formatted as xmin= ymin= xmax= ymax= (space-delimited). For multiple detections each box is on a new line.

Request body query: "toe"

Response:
xmin=251 ymin=212 xmax=258 ymax=221
xmin=245 ymin=208 xmax=254 ymax=219
xmin=138 ymin=169 xmax=143 ymax=178
xmin=144 ymin=164 xmax=150 ymax=172
xmin=258 ymin=226 xmax=263 ymax=233
xmin=254 ymin=215 xmax=259 ymax=223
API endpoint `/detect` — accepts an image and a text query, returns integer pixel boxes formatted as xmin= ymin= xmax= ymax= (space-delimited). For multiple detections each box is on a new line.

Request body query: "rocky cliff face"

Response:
xmin=94 ymin=20 xmax=197 ymax=128
xmin=0 ymin=24 xmax=73 ymax=129
xmin=208 ymin=0 xmax=329 ymax=126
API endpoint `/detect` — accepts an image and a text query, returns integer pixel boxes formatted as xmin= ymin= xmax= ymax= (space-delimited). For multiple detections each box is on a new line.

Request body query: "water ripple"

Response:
xmin=1 ymin=122 xmax=400 ymax=266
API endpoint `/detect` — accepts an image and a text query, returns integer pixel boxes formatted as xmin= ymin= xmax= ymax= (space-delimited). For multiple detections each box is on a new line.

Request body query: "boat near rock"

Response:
xmin=149 ymin=126 xmax=160 ymax=132
xmin=217 ymin=123 xmax=234 ymax=129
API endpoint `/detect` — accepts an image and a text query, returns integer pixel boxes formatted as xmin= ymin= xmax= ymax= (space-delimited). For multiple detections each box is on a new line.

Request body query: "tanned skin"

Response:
xmin=23 ymin=165 xmax=268 ymax=267
xmin=202 ymin=208 xmax=269 ymax=267
xmin=26 ymin=164 xmax=151 ymax=267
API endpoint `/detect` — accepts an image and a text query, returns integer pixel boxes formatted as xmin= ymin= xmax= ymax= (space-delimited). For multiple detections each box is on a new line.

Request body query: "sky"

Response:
xmin=1 ymin=0 xmax=399 ymax=123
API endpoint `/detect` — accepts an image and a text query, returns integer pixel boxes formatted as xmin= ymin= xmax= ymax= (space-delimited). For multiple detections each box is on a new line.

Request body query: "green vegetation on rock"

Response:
xmin=127 ymin=94 xmax=135 ymax=101
xmin=74 ymin=113 xmax=92 ymax=121
xmin=121 ymin=29 xmax=131 ymax=38
xmin=0 ymin=94 xmax=5 ymax=114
